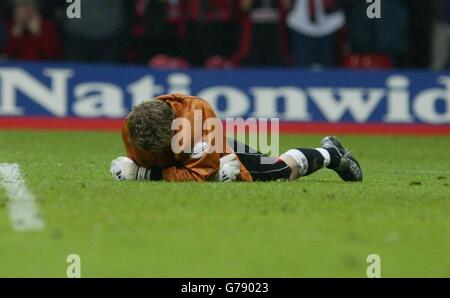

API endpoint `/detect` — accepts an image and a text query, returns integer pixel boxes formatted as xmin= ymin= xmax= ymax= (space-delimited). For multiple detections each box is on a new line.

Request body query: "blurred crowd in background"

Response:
xmin=0 ymin=0 xmax=449 ymax=70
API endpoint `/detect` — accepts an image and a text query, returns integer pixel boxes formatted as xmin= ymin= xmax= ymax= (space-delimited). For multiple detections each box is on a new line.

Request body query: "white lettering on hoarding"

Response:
xmin=250 ymin=87 xmax=311 ymax=121
xmin=73 ymin=83 xmax=126 ymax=118
xmin=308 ymin=88 xmax=385 ymax=123
xmin=414 ymin=77 xmax=450 ymax=124
xmin=0 ymin=67 xmax=449 ymax=124
xmin=0 ymin=68 xmax=73 ymax=117
xmin=384 ymin=75 xmax=413 ymax=123
xmin=198 ymin=86 xmax=250 ymax=118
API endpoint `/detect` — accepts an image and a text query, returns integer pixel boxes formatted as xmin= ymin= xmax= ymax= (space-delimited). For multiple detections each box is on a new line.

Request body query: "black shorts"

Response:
xmin=229 ymin=139 xmax=292 ymax=181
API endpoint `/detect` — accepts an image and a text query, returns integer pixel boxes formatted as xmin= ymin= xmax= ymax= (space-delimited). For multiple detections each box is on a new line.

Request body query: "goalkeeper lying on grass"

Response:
xmin=110 ymin=94 xmax=362 ymax=183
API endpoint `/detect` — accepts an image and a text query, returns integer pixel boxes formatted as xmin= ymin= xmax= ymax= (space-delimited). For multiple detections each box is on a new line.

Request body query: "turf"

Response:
xmin=0 ymin=130 xmax=449 ymax=277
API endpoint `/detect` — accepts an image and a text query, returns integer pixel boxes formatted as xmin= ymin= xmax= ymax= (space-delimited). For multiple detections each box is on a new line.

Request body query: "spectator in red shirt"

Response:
xmin=5 ymin=0 xmax=60 ymax=61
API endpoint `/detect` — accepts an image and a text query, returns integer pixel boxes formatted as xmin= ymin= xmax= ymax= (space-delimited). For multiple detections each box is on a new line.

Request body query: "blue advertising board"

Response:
xmin=0 ymin=61 xmax=449 ymax=130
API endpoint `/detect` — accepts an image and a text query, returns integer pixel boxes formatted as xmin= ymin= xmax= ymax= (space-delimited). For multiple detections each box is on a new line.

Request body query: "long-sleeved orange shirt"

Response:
xmin=122 ymin=94 xmax=252 ymax=182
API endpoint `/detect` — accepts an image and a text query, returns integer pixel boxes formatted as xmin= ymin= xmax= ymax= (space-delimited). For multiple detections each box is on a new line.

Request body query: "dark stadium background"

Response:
xmin=0 ymin=0 xmax=443 ymax=69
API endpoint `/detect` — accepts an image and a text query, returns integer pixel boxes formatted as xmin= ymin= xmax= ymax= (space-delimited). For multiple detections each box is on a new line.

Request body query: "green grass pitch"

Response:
xmin=0 ymin=130 xmax=449 ymax=277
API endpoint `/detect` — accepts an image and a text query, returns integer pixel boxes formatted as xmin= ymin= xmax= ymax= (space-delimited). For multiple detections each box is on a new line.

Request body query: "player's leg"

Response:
xmin=230 ymin=139 xmax=294 ymax=181
xmin=320 ymin=136 xmax=363 ymax=182
xmin=230 ymin=138 xmax=342 ymax=181
xmin=280 ymin=136 xmax=363 ymax=182
xmin=231 ymin=136 xmax=363 ymax=182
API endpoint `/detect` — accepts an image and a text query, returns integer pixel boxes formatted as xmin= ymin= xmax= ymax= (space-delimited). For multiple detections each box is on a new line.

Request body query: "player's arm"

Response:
xmin=162 ymin=102 xmax=239 ymax=182
xmin=111 ymin=99 xmax=240 ymax=182
xmin=110 ymin=118 xmax=239 ymax=182
xmin=162 ymin=150 xmax=240 ymax=182
xmin=110 ymin=153 xmax=239 ymax=182
xmin=110 ymin=156 xmax=155 ymax=181
xmin=162 ymin=141 xmax=219 ymax=182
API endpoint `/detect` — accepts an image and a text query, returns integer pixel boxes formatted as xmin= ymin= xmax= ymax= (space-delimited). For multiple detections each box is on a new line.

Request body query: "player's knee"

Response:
xmin=279 ymin=156 xmax=300 ymax=180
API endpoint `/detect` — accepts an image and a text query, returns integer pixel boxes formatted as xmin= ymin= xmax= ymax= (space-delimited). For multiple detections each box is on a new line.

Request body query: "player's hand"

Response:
xmin=218 ymin=154 xmax=241 ymax=182
xmin=110 ymin=157 xmax=138 ymax=181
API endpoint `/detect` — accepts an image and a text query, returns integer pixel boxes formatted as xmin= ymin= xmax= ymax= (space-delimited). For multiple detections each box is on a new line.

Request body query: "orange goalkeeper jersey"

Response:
xmin=122 ymin=93 xmax=253 ymax=182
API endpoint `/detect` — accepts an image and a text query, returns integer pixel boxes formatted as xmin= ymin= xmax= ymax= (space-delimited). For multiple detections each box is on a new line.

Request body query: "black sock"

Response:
xmin=325 ymin=148 xmax=341 ymax=169
xmin=296 ymin=148 xmax=325 ymax=176
xmin=237 ymin=151 xmax=292 ymax=181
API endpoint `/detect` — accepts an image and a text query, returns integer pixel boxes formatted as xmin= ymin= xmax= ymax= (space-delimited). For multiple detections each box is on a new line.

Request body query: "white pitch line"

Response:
xmin=0 ymin=163 xmax=44 ymax=231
